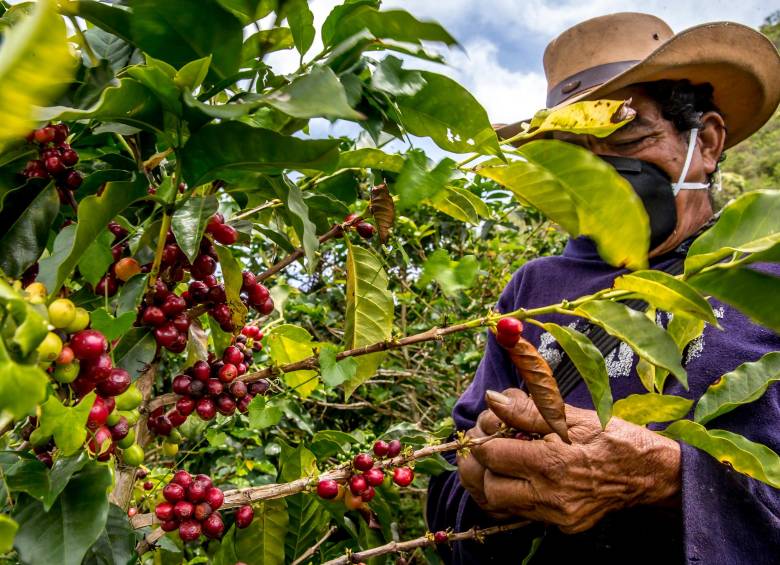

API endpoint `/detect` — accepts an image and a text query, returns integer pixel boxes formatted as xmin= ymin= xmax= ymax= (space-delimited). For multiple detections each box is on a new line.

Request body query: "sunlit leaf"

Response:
xmin=613 ymin=393 xmax=692 ymax=426
xmin=663 ymin=420 xmax=780 ymax=488
xmin=337 ymin=148 xmax=405 ymax=172
xmin=323 ymin=5 xmax=456 ymax=47
xmin=429 ymin=185 xmax=490 ymax=224
xmin=32 ymin=393 xmax=95 ymax=456
xmin=343 ymin=241 xmax=393 ymax=398
xmin=171 ymin=195 xmax=219 ymax=263
xmin=694 ymin=352 xmax=780 ymax=425
xmin=418 ymin=249 xmax=478 ymax=297
xmin=266 ymin=325 xmax=318 ymax=398
xmin=505 ymin=99 xmax=635 ymax=142
xmin=284 ymin=0 xmax=314 ymax=56
xmin=265 ymin=66 xmax=363 ymax=120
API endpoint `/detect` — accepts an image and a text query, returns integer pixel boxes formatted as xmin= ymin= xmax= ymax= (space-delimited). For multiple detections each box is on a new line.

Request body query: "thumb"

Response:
xmin=485 ymin=388 xmax=552 ymax=435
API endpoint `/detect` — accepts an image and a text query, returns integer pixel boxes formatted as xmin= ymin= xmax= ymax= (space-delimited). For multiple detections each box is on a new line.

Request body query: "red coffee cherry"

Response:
xmin=349 ymin=475 xmax=368 ymax=496
xmin=373 ymin=440 xmax=389 ymax=457
xmin=172 ymin=470 xmax=193 ymax=489
xmin=386 ymin=439 xmax=402 ymax=458
xmin=70 ymin=330 xmax=108 ymax=360
xmin=317 ymin=479 xmax=339 ymax=499
xmin=433 ymin=531 xmax=449 ymax=544
xmin=155 ymin=502 xmax=174 ymax=521
xmin=353 ymin=453 xmax=374 ymax=472
xmin=363 ymin=467 xmax=384 ymax=487
xmin=235 ymin=505 xmax=254 ymax=528
xmin=202 ymin=512 xmax=224 ymax=538
xmin=178 ymin=519 xmax=201 ymax=542
xmin=392 ymin=467 xmax=414 ymax=487
xmin=205 ymin=487 xmax=224 ymax=510
xmin=163 ymin=483 xmax=185 ymax=502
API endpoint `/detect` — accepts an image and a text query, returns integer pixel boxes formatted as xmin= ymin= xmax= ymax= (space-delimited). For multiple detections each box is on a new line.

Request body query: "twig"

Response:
xmin=130 ymin=433 xmax=499 ymax=533
xmin=291 ymin=525 xmax=338 ymax=565
xmin=322 ymin=521 xmax=531 ymax=565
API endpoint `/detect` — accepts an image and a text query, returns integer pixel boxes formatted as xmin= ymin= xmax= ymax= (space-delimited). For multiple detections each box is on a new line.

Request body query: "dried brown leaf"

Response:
xmin=505 ymin=335 xmax=570 ymax=443
xmin=370 ymin=183 xmax=394 ymax=244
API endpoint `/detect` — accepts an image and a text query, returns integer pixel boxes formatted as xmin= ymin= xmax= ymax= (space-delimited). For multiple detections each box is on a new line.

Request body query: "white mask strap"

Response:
xmin=672 ymin=128 xmax=710 ymax=195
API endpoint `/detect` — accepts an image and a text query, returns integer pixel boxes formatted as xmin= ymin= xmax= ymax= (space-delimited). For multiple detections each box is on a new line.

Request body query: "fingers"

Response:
xmin=482 ymin=470 xmax=537 ymax=514
xmin=485 ymin=388 xmax=553 ymax=434
xmin=476 ymin=409 xmax=502 ymax=435
xmin=471 ymin=436 xmax=554 ymax=479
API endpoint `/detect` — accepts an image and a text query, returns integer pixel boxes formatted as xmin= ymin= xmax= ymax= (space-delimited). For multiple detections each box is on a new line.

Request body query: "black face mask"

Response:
xmin=600 ymin=155 xmax=677 ymax=249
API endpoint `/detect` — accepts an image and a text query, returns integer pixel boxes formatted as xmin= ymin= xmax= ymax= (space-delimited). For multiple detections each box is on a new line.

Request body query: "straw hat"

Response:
xmin=494 ymin=12 xmax=780 ymax=148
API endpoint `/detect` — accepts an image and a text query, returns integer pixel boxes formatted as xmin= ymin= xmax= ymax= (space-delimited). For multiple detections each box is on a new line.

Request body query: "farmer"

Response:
xmin=427 ymin=13 xmax=780 ymax=564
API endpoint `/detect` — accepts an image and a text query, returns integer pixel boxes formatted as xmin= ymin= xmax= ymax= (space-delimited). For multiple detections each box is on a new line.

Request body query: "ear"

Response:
xmin=697 ymin=111 xmax=726 ymax=175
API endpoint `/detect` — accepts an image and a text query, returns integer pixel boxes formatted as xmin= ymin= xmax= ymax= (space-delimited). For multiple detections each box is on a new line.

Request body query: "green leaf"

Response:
xmin=83 ymin=27 xmax=136 ymax=73
xmin=685 ymin=190 xmax=780 ymax=274
xmin=116 ymin=274 xmax=147 ymax=317
xmin=0 ymin=514 xmax=17 ymax=554
xmin=38 ymin=78 xmax=164 ymax=133
xmin=215 ymin=245 xmax=248 ymax=330
xmin=35 ymin=393 xmax=95 ymax=456
xmin=394 ymin=151 xmax=454 ymax=210
xmin=396 ymin=71 xmax=501 ymax=156
xmin=37 ymin=175 xmax=148 ymax=296
xmin=418 ymin=249 xmax=478 ymax=297
xmin=13 ymin=460 xmax=112 ymax=565
xmin=233 ymin=499 xmax=288 ymax=565
xmin=0 ymin=278 xmax=48 ymax=356
xmin=113 ymin=328 xmax=156 ymax=379
xmin=277 ymin=178 xmax=319 ymax=272
xmin=89 ymin=308 xmax=136 ymax=343
xmin=337 ymin=148 xmax=405 ymax=172
xmin=284 ymin=0 xmax=314 ymax=56
xmin=309 ymin=430 xmax=357 ymax=459
xmin=429 ymin=185 xmax=490 ymax=224
xmin=171 ymin=195 xmax=219 ymax=263
xmin=688 ymin=267 xmax=780 ymax=332
xmin=343 ymin=241 xmax=393 ymax=398
xmin=0 ymin=183 xmax=59 ymax=278
xmin=45 ymin=453 xmax=90 ymax=510
xmin=242 ymin=28 xmax=294 ymax=62
xmin=575 ymin=300 xmax=687 ymax=388
xmin=319 ymin=347 xmax=357 ymax=388
xmin=69 ymin=0 xmax=132 ymax=42
xmin=129 ymin=0 xmax=243 ymax=81
xmin=323 ymin=6 xmax=456 ymax=48
xmin=82 ymin=503 xmax=136 ymax=565
xmin=77 ymin=229 xmax=115 ymax=288
xmin=542 ymin=323 xmax=612 ymax=428
xmin=0 ymin=349 xmax=48 ymax=419
xmin=278 ymin=443 xmax=327 ymax=562
xmin=125 ymin=61 xmax=182 ymax=115
xmin=613 ymin=393 xmax=692 ymax=426
xmin=180 ymin=122 xmax=340 ymax=186
xmin=247 ymin=396 xmax=284 ymax=430
xmin=265 ymin=66 xmax=363 ymax=120
xmin=694 ymin=352 xmax=780 ymax=425
xmin=613 ymin=270 xmax=718 ymax=326
xmin=0 ymin=0 xmax=75 ymax=151
xmin=4 ymin=457 xmax=49 ymax=502
xmin=266 ymin=325 xmax=318 ymax=398
xmin=663 ymin=420 xmax=780 ymax=488
xmin=370 ymin=55 xmax=427 ymax=97
xmin=174 ymin=55 xmax=212 ymax=91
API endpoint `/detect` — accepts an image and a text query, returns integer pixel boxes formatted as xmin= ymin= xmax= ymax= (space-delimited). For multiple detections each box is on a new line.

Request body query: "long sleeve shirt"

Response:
xmin=426 ymin=236 xmax=780 ymax=564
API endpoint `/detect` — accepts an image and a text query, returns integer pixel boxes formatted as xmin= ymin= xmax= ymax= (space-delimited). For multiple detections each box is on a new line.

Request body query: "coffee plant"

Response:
xmin=0 ymin=1 xmax=777 ymax=564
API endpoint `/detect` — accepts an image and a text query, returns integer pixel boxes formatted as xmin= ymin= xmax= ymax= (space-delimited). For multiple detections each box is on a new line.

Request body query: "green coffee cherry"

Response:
xmin=117 ymin=429 xmax=136 ymax=449
xmin=122 ymin=443 xmax=144 ymax=466
xmin=53 ymin=361 xmax=80 ymax=383
xmin=48 ymin=298 xmax=76 ymax=329
xmin=115 ymin=384 xmax=142 ymax=410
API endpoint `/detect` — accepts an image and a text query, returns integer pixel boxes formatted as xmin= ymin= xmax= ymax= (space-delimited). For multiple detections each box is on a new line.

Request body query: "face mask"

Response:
xmin=600 ymin=128 xmax=710 ymax=248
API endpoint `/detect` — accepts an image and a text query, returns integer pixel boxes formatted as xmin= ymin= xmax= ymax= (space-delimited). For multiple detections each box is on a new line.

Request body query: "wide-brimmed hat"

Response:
xmin=494 ymin=12 xmax=780 ymax=149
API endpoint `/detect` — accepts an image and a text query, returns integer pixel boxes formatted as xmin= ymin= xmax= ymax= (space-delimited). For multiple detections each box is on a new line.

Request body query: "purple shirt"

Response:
xmin=426 ymin=236 xmax=780 ymax=564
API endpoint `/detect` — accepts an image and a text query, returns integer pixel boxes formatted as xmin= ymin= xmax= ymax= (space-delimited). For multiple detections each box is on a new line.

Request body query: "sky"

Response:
xmin=264 ymin=0 xmax=779 ymax=154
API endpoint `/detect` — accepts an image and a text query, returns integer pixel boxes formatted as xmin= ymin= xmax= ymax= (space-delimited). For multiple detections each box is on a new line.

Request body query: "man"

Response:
xmin=427 ymin=13 xmax=780 ymax=564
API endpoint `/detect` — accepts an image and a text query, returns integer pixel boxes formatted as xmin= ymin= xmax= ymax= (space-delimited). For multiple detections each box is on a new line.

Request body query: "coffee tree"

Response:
xmin=0 ymin=1 xmax=778 ymax=564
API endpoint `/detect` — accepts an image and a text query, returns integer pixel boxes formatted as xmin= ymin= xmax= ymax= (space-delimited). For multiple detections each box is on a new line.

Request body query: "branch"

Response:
xmin=130 ymin=433 xmax=499 ymax=535
xmin=291 ymin=525 xmax=338 ymax=565
xmin=255 ymin=215 xmax=363 ymax=283
xmin=322 ymin=521 xmax=531 ymax=565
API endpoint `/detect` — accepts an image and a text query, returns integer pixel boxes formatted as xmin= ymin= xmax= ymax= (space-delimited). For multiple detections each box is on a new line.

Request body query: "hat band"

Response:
xmin=547 ymin=60 xmax=640 ymax=107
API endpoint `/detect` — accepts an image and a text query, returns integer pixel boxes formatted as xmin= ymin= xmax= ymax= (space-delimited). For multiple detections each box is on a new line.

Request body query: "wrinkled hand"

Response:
xmin=462 ymin=388 xmax=681 ymax=533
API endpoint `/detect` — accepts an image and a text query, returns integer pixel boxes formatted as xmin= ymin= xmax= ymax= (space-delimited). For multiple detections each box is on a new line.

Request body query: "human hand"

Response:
xmin=469 ymin=388 xmax=681 ymax=533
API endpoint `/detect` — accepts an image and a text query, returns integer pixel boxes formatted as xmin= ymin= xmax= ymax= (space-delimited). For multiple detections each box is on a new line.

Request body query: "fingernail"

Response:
xmin=486 ymin=390 xmax=512 ymax=405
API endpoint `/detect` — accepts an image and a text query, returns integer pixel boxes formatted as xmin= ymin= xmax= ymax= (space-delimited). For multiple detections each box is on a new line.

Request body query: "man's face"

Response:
xmin=552 ymin=85 xmax=704 ymax=183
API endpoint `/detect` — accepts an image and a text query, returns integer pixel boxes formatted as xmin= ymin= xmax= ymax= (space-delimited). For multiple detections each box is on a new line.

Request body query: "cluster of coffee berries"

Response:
xmin=494 ymin=317 xmax=523 ymax=349
xmin=92 ymin=222 xmax=142 ymax=297
xmin=204 ymin=212 xmax=238 ymax=246
xmin=238 ymin=270 xmax=274 ymax=319
xmin=344 ymin=213 xmax=375 ymax=240
xmin=147 ymin=343 xmax=268 ymax=437
xmin=316 ymin=440 xmax=413 ymax=509
xmin=140 ymin=279 xmax=191 ymax=353
xmin=154 ymin=471 xmax=255 ymax=541
xmin=22 ymin=123 xmax=83 ymax=191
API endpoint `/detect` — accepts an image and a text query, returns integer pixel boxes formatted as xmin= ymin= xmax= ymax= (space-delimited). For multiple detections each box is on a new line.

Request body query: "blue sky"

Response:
xmin=264 ymin=0 xmax=779 ymax=156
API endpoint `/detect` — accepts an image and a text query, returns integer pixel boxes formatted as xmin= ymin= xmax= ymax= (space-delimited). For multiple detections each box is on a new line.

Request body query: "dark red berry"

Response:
xmin=387 ymin=439 xmax=402 ymax=458
xmin=257 ymin=297 xmax=274 ymax=316
xmin=206 ymin=378 xmax=223 ymax=397
xmin=172 ymin=374 xmax=193 ymax=395
xmin=317 ymin=479 xmax=340 ymax=499
xmin=373 ymin=440 xmax=389 ymax=457
xmin=70 ymin=330 xmax=108 ymax=360
xmin=229 ymin=380 xmax=248 ymax=399
xmin=81 ymin=352 xmax=113 ymax=382
xmin=168 ymin=409 xmax=187 ymax=427
xmin=344 ymin=212 xmax=360 ymax=224
xmin=153 ymin=323 xmax=179 ymax=348
xmin=178 ymin=519 xmax=201 ymax=542
xmin=202 ymin=512 xmax=224 ymax=538
xmin=215 ymin=394 xmax=236 ymax=415
xmin=241 ymin=271 xmax=256 ymax=291
xmin=172 ymin=313 xmax=190 ymax=333
xmin=161 ymin=294 xmax=186 ymax=317
xmin=155 ymin=502 xmax=174 ymax=521
xmin=222 ymin=346 xmax=243 ymax=366
xmin=176 ymin=396 xmax=196 ymax=416
xmin=207 ymin=285 xmax=226 ymax=304
xmin=96 ymin=368 xmax=130 ymax=396
xmin=434 ymin=531 xmax=449 ymax=544
xmin=236 ymin=394 xmax=253 ymax=413
xmin=235 ymin=505 xmax=254 ymax=528
xmin=60 ymin=148 xmax=79 ymax=166
xmin=187 ymin=481 xmax=207 ymax=502
xmin=196 ymin=398 xmax=216 ymax=420
xmin=190 ymin=254 xmax=216 ymax=280
xmin=143 ymin=481 xmax=153 ymax=491
xmin=173 ymin=500 xmax=194 ymax=520
xmin=172 ymin=470 xmax=193 ymax=489
xmin=33 ymin=126 xmax=56 ymax=144
xmin=163 ymin=483 xmax=185 ymax=502
xmin=142 ymin=306 xmax=166 ymax=327
xmin=52 ymin=123 xmax=68 ymax=144
xmin=363 ymin=467 xmax=384 ymax=487
xmin=353 ymin=453 xmax=373 ymax=472
xmin=205 ymin=487 xmax=224 ymax=510
xmin=356 ymin=222 xmax=375 ymax=239
xmin=349 ymin=475 xmax=368 ymax=495
xmin=86 ymin=399 xmax=109 ymax=429
xmin=248 ymin=379 xmax=269 ymax=396
xmin=160 ymin=519 xmax=178 ymax=532
xmin=65 ymin=170 xmax=82 ymax=190
xmin=188 ymin=379 xmax=205 ymax=397
xmin=188 ymin=280 xmax=209 ymax=302
xmin=109 ymin=416 xmax=129 ymax=441
xmin=360 ymin=485 xmax=375 ymax=502
xmin=193 ymin=502 xmax=212 ymax=521
xmin=218 ymin=363 xmax=237 ymax=383
xmin=392 ymin=467 xmax=414 ymax=487
xmin=247 ymin=283 xmax=270 ymax=305
xmin=191 ymin=360 xmax=211 ymax=382
xmin=213 ymin=223 xmax=237 ymax=245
